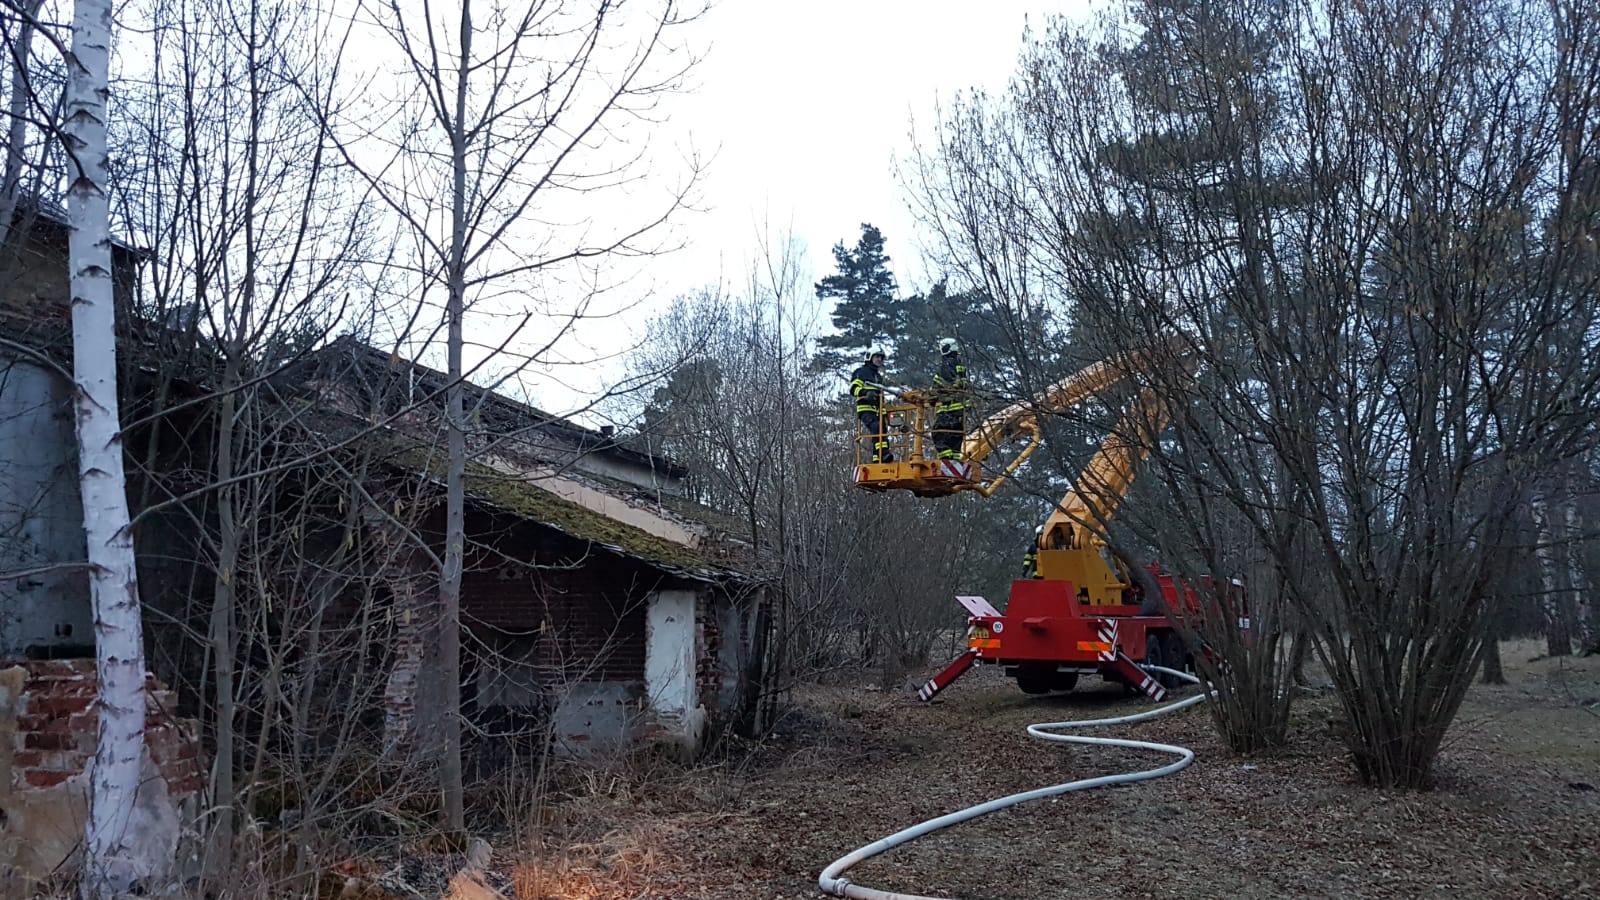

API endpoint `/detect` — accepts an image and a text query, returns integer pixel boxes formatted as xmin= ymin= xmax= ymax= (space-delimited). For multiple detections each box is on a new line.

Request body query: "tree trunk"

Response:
xmin=735 ymin=586 xmax=772 ymax=738
xmin=1289 ymin=630 xmax=1312 ymax=686
xmin=65 ymin=0 xmax=151 ymax=893
xmin=1582 ymin=592 xmax=1600 ymax=657
xmin=1532 ymin=494 xmax=1574 ymax=657
xmin=0 ymin=0 xmax=42 ymax=254
xmin=436 ymin=0 xmax=473 ymax=836
xmin=206 ymin=379 xmax=239 ymax=872
xmin=1480 ymin=635 xmax=1505 ymax=685
xmin=1559 ymin=498 xmax=1597 ymax=655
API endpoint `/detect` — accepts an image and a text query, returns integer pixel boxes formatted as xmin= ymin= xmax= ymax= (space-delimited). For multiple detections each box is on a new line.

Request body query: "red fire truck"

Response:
xmin=850 ymin=343 xmax=1246 ymax=701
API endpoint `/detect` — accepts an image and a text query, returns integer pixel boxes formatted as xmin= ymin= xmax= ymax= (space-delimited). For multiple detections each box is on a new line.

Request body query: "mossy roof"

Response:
xmin=371 ymin=433 xmax=746 ymax=584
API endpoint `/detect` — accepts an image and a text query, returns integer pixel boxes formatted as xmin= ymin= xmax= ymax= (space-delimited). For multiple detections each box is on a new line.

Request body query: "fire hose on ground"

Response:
xmin=818 ymin=666 xmax=1205 ymax=900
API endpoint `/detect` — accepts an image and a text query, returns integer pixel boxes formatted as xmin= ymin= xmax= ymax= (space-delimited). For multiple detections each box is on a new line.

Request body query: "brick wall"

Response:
xmin=695 ymin=590 xmax=724 ymax=715
xmin=3 ymin=659 xmax=203 ymax=796
xmin=459 ymin=508 xmax=655 ymax=682
xmin=462 ymin=568 xmax=649 ymax=681
xmin=2 ymin=660 xmax=204 ymax=891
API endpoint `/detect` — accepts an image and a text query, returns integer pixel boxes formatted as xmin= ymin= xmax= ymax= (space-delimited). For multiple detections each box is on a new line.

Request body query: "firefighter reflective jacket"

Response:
xmin=851 ymin=362 xmax=885 ymax=412
xmin=933 ymin=355 xmax=968 ymax=414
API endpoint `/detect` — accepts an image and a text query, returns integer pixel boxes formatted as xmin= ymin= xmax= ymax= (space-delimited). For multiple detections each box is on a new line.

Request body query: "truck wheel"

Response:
xmin=1162 ymin=631 xmax=1190 ymax=677
xmin=1144 ymin=632 xmax=1165 ymax=673
xmin=1050 ymin=672 xmax=1079 ymax=692
xmin=1147 ymin=633 xmax=1180 ymax=689
xmin=1016 ymin=666 xmax=1053 ymax=695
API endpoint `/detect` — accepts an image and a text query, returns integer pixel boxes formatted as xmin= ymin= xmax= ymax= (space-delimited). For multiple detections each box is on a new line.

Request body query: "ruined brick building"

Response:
xmin=275 ymin=336 xmax=768 ymax=757
xmin=0 ymin=204 xmax=769 ymax=891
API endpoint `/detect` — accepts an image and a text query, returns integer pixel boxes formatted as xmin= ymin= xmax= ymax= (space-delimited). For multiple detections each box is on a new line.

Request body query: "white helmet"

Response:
xmin=1034 ymin=525 xmax=1045 ymax=536
xmin=938 ymin=337 xmax=960 ymax=355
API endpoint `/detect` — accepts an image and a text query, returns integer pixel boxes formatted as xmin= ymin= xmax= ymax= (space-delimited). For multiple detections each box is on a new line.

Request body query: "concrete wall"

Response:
xmin=0 ymin=356 xmax=91 ymax=658
xmin=645 ymin=588 xmax=697 ymax=720
xmin=549 ymin=681 xmax=635 ymax=755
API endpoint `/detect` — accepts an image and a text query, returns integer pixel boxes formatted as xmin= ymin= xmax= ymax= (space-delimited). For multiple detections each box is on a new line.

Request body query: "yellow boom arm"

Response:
xmin=849 ymin=338 xmax=1190 ymax=601
xmin=1031 ymin=385 xmax=1177 ymax=602
xmin=959 ymin=346 xmax=1172 ymax=497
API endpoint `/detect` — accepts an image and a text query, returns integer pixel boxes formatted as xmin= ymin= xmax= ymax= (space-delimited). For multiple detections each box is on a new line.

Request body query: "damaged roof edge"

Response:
xmin=323 ymin=337 xmax=689 ymax=478
xmin=376 ymin=437 xmax=758 ymax=585
xmin=11 ymin=199 xmax=149 ymax=258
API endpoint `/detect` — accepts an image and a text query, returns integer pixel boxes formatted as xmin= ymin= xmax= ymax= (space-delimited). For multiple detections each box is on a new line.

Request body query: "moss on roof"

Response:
xmin=568 ymin=467 xmax=753 ymax=540
xmin=373 ymin=437 xmax=739 ymax=581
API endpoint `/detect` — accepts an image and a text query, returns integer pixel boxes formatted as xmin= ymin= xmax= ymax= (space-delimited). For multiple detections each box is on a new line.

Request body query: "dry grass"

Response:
xmin=485 ymin=641 xmax=1597 ymax=899
xmin=509 ymin=823 xmax=687 ymax=900
xmin=299 ymin=643 xmax=1597 ymax=898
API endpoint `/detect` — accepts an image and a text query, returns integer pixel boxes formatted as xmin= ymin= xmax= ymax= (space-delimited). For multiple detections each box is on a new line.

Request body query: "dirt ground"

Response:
xmin=500 ymin=641 xmax=1599 ymax=900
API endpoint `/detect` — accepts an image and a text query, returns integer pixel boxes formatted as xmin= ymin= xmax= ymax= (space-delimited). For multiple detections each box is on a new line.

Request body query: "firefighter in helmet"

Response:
xmin=931 ymin=337 xmax=968 ymax=460
xmin=851 ymin=350 xmax=892 ymax=463
xmin=1022 ymin=524 xmax=1045 ymax=579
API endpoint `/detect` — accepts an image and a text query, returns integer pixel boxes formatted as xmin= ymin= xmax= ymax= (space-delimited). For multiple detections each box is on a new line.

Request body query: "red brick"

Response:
xmin=11 ymin=749 xmax=43 ymax=767
xmin=22 ymin=750 xmax=88 ymax=771
xmin=21 ymin=660 xmax=94 ymax=679
xmin=156 ymin=757 xmax=191 ymax=775
xmin=25 ymin=694 xmax=93 ymax=717
xmin=24 ymin=678 xmax=95 ymax=697
xmin=161 ymin=762 xmax=201 ymax=785
xmin=22 ymin=730 xmax=73 ymax=751
xmin=167 ymin=775 xmax=205 ymax=795
xmin=23 ymin=769 xmax=72 ymax=788
xmin=17 ymin=714 xmax=64 ymax=734
xmin=145 ymin=723 xmax=176 ymax=740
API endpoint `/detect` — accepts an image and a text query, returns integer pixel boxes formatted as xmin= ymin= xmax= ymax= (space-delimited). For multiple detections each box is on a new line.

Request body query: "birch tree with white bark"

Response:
xmin=61 ymin=0 xmax=149 ymax=893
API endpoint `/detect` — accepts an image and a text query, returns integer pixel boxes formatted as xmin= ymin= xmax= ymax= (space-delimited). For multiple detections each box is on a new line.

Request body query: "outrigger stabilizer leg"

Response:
xmin=917 ymin=649 xmax=980 ymax=702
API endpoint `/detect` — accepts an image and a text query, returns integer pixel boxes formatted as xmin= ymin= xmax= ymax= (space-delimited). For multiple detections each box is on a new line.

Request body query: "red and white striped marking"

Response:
xmin=1096 ymin=620 xmax=1119 ymax=661
xmin=937 ymin=460 xmax=973 ymax=480
xmin=918 ymin=650 xmax=979 ymax=701
xmin=1093 ymin=618 xmax=1167 ymax=702
xmin=1128 ymin=663 xmax=1167 ymax=702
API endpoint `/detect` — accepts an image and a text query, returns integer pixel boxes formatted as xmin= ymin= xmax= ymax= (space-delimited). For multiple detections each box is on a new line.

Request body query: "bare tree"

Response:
xmin=345 ymin=0 xmax=703 ymax=831
xmin=1530 ymin=461 xmax=1598 ymax=656
xmin=108 ymin=0 xmax=379 ymax=873
xmin=0 ymin=0 xmax=43 ymax=252
xmin=912 ymin=0 xmax=1600 ymax=784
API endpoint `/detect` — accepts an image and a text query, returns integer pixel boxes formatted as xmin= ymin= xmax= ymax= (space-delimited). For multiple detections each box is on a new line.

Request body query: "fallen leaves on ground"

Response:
xmin=490 ymin=641 xmax=1598 ymax=900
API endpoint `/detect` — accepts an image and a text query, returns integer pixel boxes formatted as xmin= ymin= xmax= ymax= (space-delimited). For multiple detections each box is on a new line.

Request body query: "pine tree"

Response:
xmin=897 ymin=279 xmax=1024 ymax=385
xmin=813 ymin=223 xmax=902 ymax=371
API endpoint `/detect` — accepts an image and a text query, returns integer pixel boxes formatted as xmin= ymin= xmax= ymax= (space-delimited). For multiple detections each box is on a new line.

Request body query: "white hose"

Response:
xmin=818 ymin=666 xmax=1205 ymax=900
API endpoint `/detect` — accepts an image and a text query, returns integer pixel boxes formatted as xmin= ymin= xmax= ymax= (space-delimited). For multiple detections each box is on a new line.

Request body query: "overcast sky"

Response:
xmin=315 ymin=0 xmax=1094 ymax=416
xmin=654 ymin=0 xmax=1087 ymax=299
xmin=526 ymin=0 xmax=1092 ymax=416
